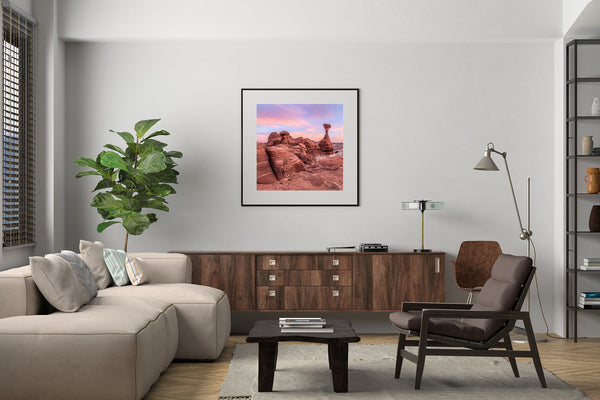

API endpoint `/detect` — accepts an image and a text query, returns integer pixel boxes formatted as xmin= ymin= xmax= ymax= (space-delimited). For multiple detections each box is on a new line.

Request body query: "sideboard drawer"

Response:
xmin=258 ymin=255 xmax=316 ymax=270
xmin=285 ymin=270 xmax=352 ymax=286
xmin=256 ymin=286 xmax=283 ymax=310
xmin=316 ymin=254 xmax=353 ymax=270
xmin=284 ymin=286 xmax=352 ymax=310
xmin=256 ymin=270 xmax=285 ymax=286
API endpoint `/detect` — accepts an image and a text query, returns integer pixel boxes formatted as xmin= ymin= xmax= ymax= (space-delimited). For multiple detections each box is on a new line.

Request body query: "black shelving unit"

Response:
xmin=565 ymin=39 xmax=600 ymax=342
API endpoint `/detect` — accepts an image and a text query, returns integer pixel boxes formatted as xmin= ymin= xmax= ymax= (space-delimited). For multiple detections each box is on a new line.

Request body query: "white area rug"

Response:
xmin=218 ymin=343 xmax=590 ymax=400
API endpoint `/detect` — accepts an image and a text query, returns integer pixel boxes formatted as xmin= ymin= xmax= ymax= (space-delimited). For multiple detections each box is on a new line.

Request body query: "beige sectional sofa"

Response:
xmin=0 ymin=252 xmax=231 ymax=400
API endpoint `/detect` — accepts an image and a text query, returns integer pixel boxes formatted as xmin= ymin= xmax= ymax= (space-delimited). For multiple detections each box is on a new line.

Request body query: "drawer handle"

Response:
xmin=269 ymin=274 xmax=277 ymax=281
xmin=435 ymin=257 xmax=441 ymax=273
xmin=332 ymin=290 xmax=339 ymax=297
xmin=269 ymin=290 xmax=276 ymax=297
xmin=269 ymin=259 xmax=276 ymax=266
xmin=332 ymin=274 xmax=340 ymax=281
xmin=332 ymin=259 xmax=340 ymax=266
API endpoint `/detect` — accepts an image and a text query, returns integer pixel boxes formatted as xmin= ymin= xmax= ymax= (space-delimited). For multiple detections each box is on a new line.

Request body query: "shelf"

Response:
xmin=567 ymin=305 xmax=600 ymax=311
xmin=567 ymin=116 xmax=600 ymax=122
xmin=566 ymin=193 xmax=600 ymax=197
xmin=567 ymin=268 xmax=600 ymax=272
xmin=567 ymin=78 xmax=600 ymax=84
xmin=566 ymin=155 xmax=600 ymax=159
xmin=567 ymin=231 xmax=600 ymax=235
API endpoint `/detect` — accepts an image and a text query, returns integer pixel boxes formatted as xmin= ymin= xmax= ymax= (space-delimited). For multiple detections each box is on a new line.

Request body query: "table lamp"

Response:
xmin=401 ymin=200 xmax=444 ymax=252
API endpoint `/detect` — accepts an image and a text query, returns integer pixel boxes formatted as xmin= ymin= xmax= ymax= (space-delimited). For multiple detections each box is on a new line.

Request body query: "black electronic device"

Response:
xmin=359 ymin=243 xmax=389 ymax=252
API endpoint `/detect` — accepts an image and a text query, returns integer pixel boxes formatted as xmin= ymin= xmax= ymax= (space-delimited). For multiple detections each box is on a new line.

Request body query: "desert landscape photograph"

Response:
xmin=256 ymin=104 xmax=343 ymax=191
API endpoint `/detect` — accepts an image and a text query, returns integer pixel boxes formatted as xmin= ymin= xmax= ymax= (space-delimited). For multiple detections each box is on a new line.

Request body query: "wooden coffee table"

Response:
xmin=245 ymin=319 xmax=361 ymax=393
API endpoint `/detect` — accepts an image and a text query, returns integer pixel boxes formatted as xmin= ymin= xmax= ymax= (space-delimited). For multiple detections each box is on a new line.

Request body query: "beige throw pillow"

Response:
xmin=30 ymin=255 xmax=90 ymax=312
xmin=79 ymin=240 xmax=113 ymax=289
xmin=125 ymin=255 xmax=153 ymax=285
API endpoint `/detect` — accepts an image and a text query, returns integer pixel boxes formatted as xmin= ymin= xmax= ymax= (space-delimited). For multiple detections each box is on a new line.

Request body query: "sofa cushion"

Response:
xmin=103 ymin=248 xmax=130 ymax=286
xmin=58 ymin=250 xmax=98 ymax=299
xmin=0 ymin=266 xmax=48 ymax=318
xmin=100 ymin=283 xmax=231 ymax=359
xmin=79 ymin=240 xmax=113 ymax=289
xmin=30 ymin=255 xmax=90 ymax=312
xmin=0 ymin=296 xmax=178 ymax=400
xmin=125 ymin=255 xmax=153 ymax=285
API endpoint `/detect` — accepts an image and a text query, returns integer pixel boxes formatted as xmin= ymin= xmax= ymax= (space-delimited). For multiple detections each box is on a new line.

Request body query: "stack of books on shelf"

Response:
xmin=279 ymin=317 xmax=334 ymax=333
xmin=579 ymin=292 xmax=600 ymax=309
xmin=580 ymin=258 xmax=600 ymax=271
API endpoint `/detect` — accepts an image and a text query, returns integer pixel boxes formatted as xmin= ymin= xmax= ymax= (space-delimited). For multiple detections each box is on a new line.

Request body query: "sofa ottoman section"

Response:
xmin=0 ymin=297 xmax=177 ymax=400
xmin=99 ymin=283 xmax=231 ymax=359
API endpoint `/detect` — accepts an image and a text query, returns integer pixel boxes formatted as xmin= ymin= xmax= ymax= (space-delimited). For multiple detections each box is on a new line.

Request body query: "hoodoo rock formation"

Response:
xmin=257 ymin=124 xmax=343 ymax=191
xmin=318 ymin=123 xmax=334 ymax=153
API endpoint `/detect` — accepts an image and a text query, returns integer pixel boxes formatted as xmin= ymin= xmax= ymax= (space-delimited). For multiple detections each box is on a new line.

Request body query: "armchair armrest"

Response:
xmin=421 ymin=309 xmax=529 ymax=320
xmin=129 ymin=252 xmax=191 ymax=283
xmin=401 ymin=302 xmax=473 ymax=312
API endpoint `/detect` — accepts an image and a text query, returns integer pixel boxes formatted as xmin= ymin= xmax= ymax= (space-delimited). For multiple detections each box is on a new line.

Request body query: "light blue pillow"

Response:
xmin=103 ymin=248 xmax=130 ymax=286
xmin=57 ymin=250 xmax=98 ymax=300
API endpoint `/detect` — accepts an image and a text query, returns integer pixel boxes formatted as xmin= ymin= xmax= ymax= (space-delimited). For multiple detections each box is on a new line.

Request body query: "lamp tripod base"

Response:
xmin=413 ymin=249 xmax=432 ymax=253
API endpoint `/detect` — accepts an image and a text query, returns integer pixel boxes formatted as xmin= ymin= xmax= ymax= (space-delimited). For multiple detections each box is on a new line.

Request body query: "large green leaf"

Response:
xmin=149 ymin=183 xmax=176 ymax=197
xmin=122 ymin=212 xmax=151 ymax=235
xmin=134 ymin=119 xmax=160 ymax=138
xmin=74 ymin=157 xmax=99 ymax=169
xmin=104 ymin=144 xmax=126 ymax=155
xmin=76 ymin=171 xmax=101 ymax=178
xmin=143 ymin=199 xmax=169 ymax=212
xmin=91 ymin=192 xmax=123 ymax=210
xmin=143 ymin=130 xmax=170 ymax=142
xmin=93 ymin=179 xmax=115 ymax=192
xmin=137 ymin=152 xmax=166 ymax=174
xmin=97 ymin=221 xmax=120 ymax=232
xmin=100 ymin=151 xmax=129 ymax=170
xmin=110 ymin=130 xmax=135 ymax=144
xmin=165 ymin=151 xmax=183 ymax=158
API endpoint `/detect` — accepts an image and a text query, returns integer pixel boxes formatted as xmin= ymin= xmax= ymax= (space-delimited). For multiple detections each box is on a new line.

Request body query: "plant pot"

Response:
xmin=590 ymin=205 xmax=600 ymax=232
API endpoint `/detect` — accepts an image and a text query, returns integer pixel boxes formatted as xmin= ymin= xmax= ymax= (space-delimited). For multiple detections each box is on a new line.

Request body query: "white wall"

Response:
xmin=64 ymin=40 xmax=559 ymax=333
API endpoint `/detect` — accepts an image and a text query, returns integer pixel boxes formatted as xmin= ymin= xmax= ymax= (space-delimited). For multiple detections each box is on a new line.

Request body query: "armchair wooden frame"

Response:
xmin=393 ymin=267 xmax=547 ymax=390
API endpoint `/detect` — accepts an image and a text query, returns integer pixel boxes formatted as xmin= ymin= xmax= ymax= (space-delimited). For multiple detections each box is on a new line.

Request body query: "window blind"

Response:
xmin=1 ymin=1 xmax=36 ymax=248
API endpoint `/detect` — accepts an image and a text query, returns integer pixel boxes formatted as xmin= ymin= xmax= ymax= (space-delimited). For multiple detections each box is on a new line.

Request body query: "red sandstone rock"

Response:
xmin=264 ymin=145 xmax=305 ymax=180
xmin=279 ymin=131 xmax=292 ymax=145
xmin=319 ymin=132 xmax=334 ymax=153
xmin=256 ymin=143 xmax=278 ymax=184
xmin=267 ymin=132 xmax=281 ymax=146
xmin=318 ymin=155 xmax=343 ymax=170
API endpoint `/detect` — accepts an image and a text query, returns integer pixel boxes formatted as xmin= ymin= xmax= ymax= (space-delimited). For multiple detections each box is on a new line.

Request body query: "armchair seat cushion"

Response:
xmin=389 ymin=311 xmax=487 ymax=342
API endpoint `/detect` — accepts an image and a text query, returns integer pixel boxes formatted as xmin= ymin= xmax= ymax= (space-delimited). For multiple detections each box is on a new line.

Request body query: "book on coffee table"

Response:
xmin=280 ymin=326 xmax=334 ymax=333
xmin=279 ymin=317 xmax=332 ymax=332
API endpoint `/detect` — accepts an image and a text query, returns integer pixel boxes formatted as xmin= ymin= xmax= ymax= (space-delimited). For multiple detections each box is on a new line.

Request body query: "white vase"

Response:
xmin=583 ymin=136 xmax=594 ymax=155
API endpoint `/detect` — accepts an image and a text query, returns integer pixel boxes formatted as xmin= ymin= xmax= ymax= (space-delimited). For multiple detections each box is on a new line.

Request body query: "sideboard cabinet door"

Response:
xmin=353 ymin=253 xmax=445 ymax=311
xmin=190 ymin=254 xmax=256 ymax=311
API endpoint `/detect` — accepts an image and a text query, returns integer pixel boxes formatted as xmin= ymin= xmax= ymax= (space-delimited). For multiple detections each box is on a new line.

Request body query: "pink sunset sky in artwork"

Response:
xmin=257 ymin=104 xmax=343 ymax=143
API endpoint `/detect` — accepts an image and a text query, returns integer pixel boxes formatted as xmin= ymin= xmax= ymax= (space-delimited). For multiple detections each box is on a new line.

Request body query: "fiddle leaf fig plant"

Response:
xmin=74 ymin=119 xmax=182 ymax=251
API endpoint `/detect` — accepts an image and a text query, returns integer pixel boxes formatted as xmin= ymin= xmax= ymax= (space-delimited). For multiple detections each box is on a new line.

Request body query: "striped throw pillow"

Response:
xmin=125 ymin=255 xmax=152 ymax=285
xmin=103 ymin=248 xmax=130 ymax=286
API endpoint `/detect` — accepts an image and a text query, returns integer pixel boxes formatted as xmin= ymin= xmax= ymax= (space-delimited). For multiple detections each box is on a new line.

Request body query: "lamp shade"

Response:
xmin=474 ymin=154 xmax=499 ymax=171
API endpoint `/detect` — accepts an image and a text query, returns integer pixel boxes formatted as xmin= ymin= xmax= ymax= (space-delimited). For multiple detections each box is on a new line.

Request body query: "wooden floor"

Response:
xmin=144 ymin=334 xmax=600 ymax=400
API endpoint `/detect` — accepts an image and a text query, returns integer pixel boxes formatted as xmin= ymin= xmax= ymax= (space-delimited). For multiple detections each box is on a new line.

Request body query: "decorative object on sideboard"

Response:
xmin=401 ymin=200 xmax=444 ymax=253
xmin=74 ymin=119 xmax=182 ymax=251
xmin=241 ymin=88 xmax=359 ymax=206
xmin=359 ymin=243 xmax=389 ymax=252
xmin=589 ymin=205 xmax=600 ymax=232
xmin=474 ymin=142 xmax=548 ymax=343
xmin=582 ymin=136 xmax=593 ymax=155
xmin=591 ymin=97 xmax=600 ymax=116
xmin=585 ymin=168 xmax=600 ymax=194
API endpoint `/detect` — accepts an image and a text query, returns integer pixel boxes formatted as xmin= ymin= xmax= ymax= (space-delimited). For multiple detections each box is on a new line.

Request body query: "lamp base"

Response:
xmin=413 ymin=249 xmax=432 ymax=253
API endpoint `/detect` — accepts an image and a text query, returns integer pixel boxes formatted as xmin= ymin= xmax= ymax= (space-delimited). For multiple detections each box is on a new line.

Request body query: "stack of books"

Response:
xmin=279 ymin=317 xmax=334 ymax=333
xmin=580 ymin=258 xmax=600 ymax=271
xmin=579 ymin=292 xmax=600 ymax=309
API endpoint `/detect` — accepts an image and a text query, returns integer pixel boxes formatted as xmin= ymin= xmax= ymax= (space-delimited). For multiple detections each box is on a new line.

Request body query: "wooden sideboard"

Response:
xmin=177 ymin=251 xmax=445 ymax=312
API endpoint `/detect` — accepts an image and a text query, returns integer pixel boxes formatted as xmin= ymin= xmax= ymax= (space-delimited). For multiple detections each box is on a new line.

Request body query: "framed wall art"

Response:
xmin=241 ymin=88 xmax=359 ymax=206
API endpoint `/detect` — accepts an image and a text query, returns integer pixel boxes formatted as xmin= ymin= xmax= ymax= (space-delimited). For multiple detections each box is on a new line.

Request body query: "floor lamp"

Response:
xmin=474 ymin=142 xmax=547 ymax=343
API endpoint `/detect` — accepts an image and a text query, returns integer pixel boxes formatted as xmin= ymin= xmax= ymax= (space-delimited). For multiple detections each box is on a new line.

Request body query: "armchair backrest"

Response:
xmin=463 ymin=254 xmax=533 ymax=339
xmin=453 ymin=241 xmax=502 ymax=289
